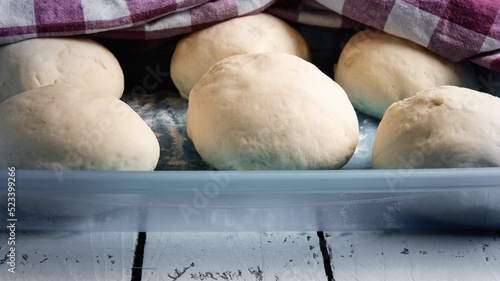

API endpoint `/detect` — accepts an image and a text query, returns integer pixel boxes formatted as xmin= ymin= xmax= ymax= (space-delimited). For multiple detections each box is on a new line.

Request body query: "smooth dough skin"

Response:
xmin=0 ymin=37 xmax=124 ymax=103
xmin=0 ymin=84 xmax=160 ymax=171
xmin=372 ymin=86 xmax=500 ymax=169
xmin=187 ymin=52 xmax=359 ymax=170
xmin=334 ymin=29 xmax=477 ymax=119
xmin=171 ymin=13 xmax=311 ymax=99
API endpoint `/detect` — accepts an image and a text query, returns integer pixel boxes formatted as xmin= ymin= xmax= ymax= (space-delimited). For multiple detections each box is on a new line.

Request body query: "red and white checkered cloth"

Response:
xmin=1 ymin=0 xmax=499 ymax=72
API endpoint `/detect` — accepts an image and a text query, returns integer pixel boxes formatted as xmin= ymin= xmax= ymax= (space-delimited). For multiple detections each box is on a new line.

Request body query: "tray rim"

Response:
xmin=2 ymin=167 xmax=500 ymax=195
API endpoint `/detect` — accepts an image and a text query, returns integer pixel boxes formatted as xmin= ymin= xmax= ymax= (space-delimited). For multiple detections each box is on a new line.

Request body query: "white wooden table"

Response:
xmin=1 ymin=230 xmax=499 ymax=280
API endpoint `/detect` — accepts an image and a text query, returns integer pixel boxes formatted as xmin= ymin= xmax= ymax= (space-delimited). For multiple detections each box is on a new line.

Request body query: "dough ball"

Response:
xmin=334 ymin=29 xmax=477 ymax=119
xmin=0 ymin=37 xmax=124 ymax=103
xmin=0 ymin=84 xmax=159 ymax=171
xmin=372 ymin=86 xmax=500 ymax=169
xmin=187 ymin=52 xmax=359 ymax=170
xmin=171 ymin=13 xmax=311 ymax=99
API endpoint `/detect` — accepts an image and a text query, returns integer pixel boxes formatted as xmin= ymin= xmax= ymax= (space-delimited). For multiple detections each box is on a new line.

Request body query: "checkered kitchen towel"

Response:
xmin=1 ymin=0 xmax=499 ymax=72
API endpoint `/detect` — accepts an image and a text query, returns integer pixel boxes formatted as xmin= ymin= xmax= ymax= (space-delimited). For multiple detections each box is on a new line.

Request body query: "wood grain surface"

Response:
xmin=0 ymin=231 xmax=498 ymax=280
xmin=141 ymin=232 xmax=328 ymax=281
xmin=326 ymin=230 xmax=500 ymax=281
xmin=0 ymin=232 xmax=137 ymax=281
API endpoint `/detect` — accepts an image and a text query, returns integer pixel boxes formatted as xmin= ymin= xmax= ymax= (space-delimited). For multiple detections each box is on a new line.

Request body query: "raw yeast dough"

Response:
xmin=187 ymin=52 xmax=359 ymax=170
xmin=372 ymin=86 xmax=500 ymax=169
xmin=171 ymin=13 xmax=311 ymax=99
xmin=0 ymin=84 xmax=159 ymax=171
xmin=335 ymin=29 xmax=477 ymax=119
xmin=0 ymin=37 xmax=124 ymax=103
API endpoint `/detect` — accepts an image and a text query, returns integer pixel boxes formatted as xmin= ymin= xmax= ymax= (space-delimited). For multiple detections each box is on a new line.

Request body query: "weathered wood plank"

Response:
xmin=142 ymin=232 xmax=327 ymax=280
xmin=325 ymin=230 xmax=500 ymax=281
xmin=0 ymin=231 xmax=137 ymax=281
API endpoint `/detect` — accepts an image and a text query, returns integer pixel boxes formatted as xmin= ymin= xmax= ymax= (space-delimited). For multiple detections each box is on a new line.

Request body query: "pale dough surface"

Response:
xmin=372 ymin=86 xmax=500 ymax=169
xmin=0 ymin=84 xmax=159 ymax=171
xmin=187 ymin=52 xmax=359 ymax=170
xmin=0 ymin=37 xmax=124 ymax=103
xmin=335 ymin=29 xmax=478 ymax=119
xmin=170 ymin=13 xmax=311 ymax=99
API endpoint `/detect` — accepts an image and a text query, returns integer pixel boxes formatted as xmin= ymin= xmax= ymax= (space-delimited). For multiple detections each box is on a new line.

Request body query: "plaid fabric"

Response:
xmin=0 ymin=0 xmax=499 ymax=72
xmin=0 ymin=0 xmax=276 ymax=43
xmin=268 ymin=0 xmax=500 ymax=72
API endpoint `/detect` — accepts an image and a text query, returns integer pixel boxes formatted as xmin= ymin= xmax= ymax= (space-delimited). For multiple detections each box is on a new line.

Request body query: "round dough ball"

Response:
xmin=372 ymin=86 xmax=500 ymax=169
xmin=187 ymin=52 xmax=359 ymax=170
xmin=0 ymin=84 xmax=159 ymax=171
xmin=171 ymin=13 xmax=311 ymax=99
xmin=334 ymin=29 xmax=478 ymax=119
xmin=0 ymin=37 xmax=124 ymax=103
